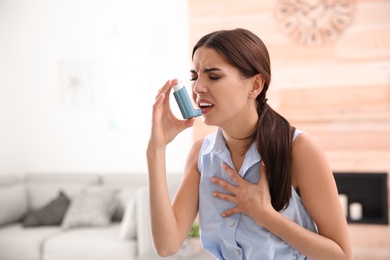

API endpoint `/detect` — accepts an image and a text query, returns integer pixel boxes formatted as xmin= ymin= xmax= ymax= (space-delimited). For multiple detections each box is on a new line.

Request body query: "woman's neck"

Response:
xmin=225 ymin=129 xmax=254 ymax=155
xmin=224 ymin=134 xmax=254 ymax=172
xmin=221 ymin=116 xmax=258 ymax=171
xmin=221 ymin=109 xmax=258 ymax=149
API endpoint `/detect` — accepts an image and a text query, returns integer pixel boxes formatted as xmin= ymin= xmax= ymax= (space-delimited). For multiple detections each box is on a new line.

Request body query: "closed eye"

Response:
xmin=190 ymin=68 xmax=222 ymax=81
xmin=190 ymin=76 xmax=219 ymax=81
xmin=190 ymin=70 xmax=198 ymax=81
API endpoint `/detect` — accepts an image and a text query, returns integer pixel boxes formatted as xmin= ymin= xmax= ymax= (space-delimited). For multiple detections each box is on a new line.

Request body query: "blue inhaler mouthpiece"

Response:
xmin=173 ymin=82 xmax=202 ymax=119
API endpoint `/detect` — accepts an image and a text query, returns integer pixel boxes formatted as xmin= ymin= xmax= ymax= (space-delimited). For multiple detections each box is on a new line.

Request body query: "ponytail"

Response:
xmin=255 ymin=101 xmax=295 ymax=211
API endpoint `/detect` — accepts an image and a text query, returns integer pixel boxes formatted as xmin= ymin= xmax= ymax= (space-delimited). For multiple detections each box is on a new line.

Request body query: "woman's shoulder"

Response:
xmin=291 ymin=130 xmax=333 ymax=188
xmin=191 ymin=138 xmax=205 ymax=152
xmin=188 ymin=129 xmax=222 ymax=171
xmin=292 ymin=130 xmax=324 ymax=157
xmin=192 ymin=128 xmax=221 ymax=155
xmin=187 ymin=136 xmax=209 ymax=163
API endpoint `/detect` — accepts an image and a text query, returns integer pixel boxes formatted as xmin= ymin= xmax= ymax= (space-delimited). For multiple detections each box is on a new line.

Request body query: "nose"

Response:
xmin=192 ymin=79 xmax=205 ymax=104
xmin=192 ymin=79 xmax=207 ymax=95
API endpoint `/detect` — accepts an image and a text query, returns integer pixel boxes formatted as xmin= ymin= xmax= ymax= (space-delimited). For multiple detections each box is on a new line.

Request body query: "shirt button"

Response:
xmin=230 ymin=221 xmax=235 ymax=227
xmin=236 ymin=250 xmax=241 ymax=256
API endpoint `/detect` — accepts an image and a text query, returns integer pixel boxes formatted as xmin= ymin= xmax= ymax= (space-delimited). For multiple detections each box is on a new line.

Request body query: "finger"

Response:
xmin=212 ymin=191 xmax=236 ymax=203
xmin=152 ymin=93 xmax=165 ymax=116
xmin=221 ymin=207 xmax=240 ymax=217
xmin=162 ymin=81 xmax=173 ymax=105
xmin=155 ymin=80 xmax=174 ymax=103
xmin=154 ymin=92 xmax=165 ymax=105
xmin=221 ymin=163 xmax=244 ymax=185
xmin=181 ymin=117 xmax=196 ymax=129
xmin=211 ymin=177 xmax=238 ymax=193
xmin=160 ymin=79 xmax=178 ymax=102
xmin=160 ymin=79 xmax=173 ymax=93
xmin=174 ymin=117 xmax=196 ymax=135
xmin=153 ymin=91 xmax=166 ymax=105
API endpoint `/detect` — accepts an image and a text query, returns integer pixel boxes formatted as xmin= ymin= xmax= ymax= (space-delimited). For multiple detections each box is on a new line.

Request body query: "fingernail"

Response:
xmin=261 ymin=161 xmax=265 ymax=166
xmin=221 ymin=213 xmax=226 ymax=217
xmin=211 ymin=177 xmax=216 ymax=183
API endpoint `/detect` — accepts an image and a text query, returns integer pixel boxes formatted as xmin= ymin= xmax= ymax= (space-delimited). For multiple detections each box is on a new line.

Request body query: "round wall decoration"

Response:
xmin=274 ymin=0 xmax=355 ymax=46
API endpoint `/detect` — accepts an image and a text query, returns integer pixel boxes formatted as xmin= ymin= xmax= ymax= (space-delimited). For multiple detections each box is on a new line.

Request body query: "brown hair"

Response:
xmin=192 ymin=28 xmax=295 ymax=211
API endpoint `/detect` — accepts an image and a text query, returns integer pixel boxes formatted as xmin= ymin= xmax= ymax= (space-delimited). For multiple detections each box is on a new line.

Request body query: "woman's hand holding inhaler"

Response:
xmin=149 ymin=79 xmax=196 ymax=150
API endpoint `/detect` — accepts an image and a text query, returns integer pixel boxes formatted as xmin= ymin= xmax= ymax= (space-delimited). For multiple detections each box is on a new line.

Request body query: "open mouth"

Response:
xmin=198 ymin=101 xmax=214 ymax=114
xmin=198 ymin=102 xmax=214 ymax=109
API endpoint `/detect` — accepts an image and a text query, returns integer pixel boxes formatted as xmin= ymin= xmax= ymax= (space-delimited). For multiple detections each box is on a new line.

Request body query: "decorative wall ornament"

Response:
xmin=274 ymin=0 xmax=355 ymax=46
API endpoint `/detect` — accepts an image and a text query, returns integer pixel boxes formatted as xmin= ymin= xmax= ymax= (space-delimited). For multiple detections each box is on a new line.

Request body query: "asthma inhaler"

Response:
xmin=173 ymin=81 xmax=202 ymax=119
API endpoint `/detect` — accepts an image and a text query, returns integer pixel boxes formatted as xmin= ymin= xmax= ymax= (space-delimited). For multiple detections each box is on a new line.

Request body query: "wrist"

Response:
xmin=257 ymin=206 xmax=279 ymax=229
xmin=147 ymin=143 xmax=166 ymax=157
xmin=147 ymin=139 xmax=167 ymax=151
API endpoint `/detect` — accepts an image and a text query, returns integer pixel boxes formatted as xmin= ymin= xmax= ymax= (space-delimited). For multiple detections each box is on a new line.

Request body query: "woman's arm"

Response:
xmin=147 ymin=140 xmax=202 ymax=256
xmin=146 ymin=79 xmax=201 ymax=256
xmin=274 ymin=132 xmax=352 ymax=259
xmin=212 ymin=133 xmax=352 ymax=260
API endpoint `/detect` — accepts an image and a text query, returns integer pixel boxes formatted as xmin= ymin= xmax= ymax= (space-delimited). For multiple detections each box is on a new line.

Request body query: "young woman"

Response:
xmin=147 ymin=28 xmax=352 ymax=260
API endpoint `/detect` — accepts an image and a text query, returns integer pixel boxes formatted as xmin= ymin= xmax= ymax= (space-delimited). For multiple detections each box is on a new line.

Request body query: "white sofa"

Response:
xmin=0 ymin=173 xmax=182 ymax=260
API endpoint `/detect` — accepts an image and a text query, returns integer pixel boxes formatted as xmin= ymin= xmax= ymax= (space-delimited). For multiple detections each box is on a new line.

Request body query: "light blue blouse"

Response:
xmin=198 ymin=128 xmax=318 ymax=260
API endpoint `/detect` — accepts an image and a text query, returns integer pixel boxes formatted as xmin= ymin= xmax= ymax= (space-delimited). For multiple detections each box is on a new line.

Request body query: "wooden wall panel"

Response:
xmin=278 ymin=85 xmax=390 ymax=118
xmin=272 ymin=62 xmax=390 ymax=88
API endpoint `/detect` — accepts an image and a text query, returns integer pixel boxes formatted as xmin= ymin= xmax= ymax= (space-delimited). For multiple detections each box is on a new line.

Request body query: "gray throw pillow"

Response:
xmin=22 ymin=190 xmax=70 ymax=227
xmin=61 ymin=187 xmax=118 ymax=229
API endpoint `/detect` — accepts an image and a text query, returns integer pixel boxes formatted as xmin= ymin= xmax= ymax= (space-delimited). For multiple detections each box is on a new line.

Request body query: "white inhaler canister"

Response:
xmin=173 ymin=81 xmax=202 ymax=119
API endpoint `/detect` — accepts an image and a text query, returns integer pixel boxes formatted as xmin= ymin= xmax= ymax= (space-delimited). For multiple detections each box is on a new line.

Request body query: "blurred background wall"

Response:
xmin=0 ymin=0 xmax=192 ymax=175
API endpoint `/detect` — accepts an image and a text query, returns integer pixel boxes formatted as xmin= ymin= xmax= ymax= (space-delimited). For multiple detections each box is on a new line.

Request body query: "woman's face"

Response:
xmin=191 ymin=47 xmax=256 ymax=128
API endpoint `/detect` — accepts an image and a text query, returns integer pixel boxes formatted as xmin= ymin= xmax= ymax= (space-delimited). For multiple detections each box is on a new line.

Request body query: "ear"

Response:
xmin=248 ymin=74 xmax=265 ymax=99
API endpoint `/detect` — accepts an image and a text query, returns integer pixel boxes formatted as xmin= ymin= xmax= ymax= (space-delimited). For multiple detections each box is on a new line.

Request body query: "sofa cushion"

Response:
xmin=101 ymin=174 xmax=147 ymax=221
xmin=112 ymin=189 xmax=138 ymax=221
xmin=0 ymin=176 xmax=28 ymax=226
xmin=0 ymin=223 xmax=61 ymax=260
xmin=26 ymin=174 xmax=100 ymax=210
xmin=61 ymin=187 xmax=118 ymax=229
xmin=22 ymin=190 xmax=70 ymax=227
xmin=43 ymin=224 xmax=137 ymax=260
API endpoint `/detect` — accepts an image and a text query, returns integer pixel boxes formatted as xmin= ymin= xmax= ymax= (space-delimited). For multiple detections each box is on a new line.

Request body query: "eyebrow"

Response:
xmin=190 ymin=68 xmax=222 ymax=73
